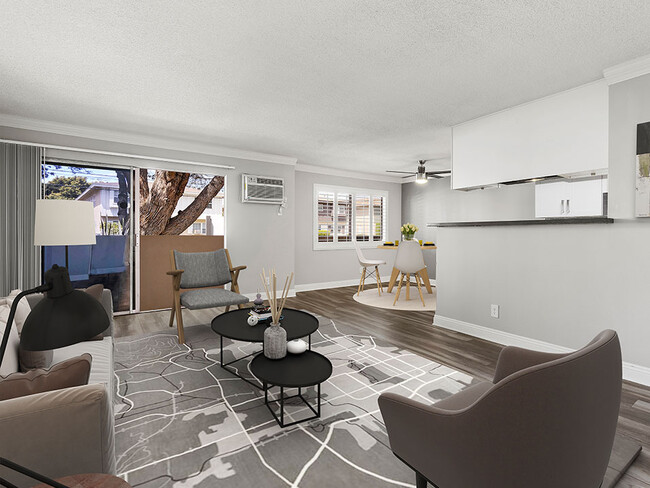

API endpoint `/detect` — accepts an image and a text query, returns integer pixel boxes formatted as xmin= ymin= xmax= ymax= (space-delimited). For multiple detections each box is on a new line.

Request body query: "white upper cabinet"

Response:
xmin=452 ymin=81 xmax=609 ymax=190
xmin=535 ymin=178 xmax=605 ymax=218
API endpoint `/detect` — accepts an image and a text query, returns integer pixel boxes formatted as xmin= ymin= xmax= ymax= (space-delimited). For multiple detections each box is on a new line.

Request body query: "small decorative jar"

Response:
xmin=264 ymin=323 xmax=287 ymax=359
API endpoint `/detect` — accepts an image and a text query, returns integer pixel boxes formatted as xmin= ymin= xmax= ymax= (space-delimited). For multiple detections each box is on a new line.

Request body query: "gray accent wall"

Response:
xmin=294 ymin=170 xmax=401 ymax=287
xmin=401 ymin=178 xmax=535 ymax=279
xmin=431 ymin=73 xmax=650 ymax=370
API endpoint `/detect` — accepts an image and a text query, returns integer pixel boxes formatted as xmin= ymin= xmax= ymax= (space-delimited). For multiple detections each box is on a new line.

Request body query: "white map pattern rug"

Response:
xmin=114 ymin=315 xmax=476 ymax=487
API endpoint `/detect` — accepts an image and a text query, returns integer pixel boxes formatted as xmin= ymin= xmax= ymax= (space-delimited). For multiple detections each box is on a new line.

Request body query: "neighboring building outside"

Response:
xmin=76 ymin=182 xmax=225 ymax=235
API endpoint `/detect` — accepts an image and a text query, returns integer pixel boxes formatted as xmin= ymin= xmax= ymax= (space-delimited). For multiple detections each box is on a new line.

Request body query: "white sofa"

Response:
xmin=0 ymin=289 xmax=116 ymax=487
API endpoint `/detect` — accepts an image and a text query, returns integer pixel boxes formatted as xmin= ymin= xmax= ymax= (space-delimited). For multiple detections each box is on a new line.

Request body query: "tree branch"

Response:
xmin=162 ymin=176 xmax=224 ymax=235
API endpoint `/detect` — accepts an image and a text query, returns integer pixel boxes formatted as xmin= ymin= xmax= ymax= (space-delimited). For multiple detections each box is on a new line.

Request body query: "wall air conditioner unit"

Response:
xmin=241 ymin=174 xmax=285 ymax=204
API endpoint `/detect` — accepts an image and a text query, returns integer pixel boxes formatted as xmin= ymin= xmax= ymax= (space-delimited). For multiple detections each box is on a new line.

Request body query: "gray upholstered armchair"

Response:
xmin=168 ymin=249 xmax=249 ymax=343
xmin=378 ymin=330 xmax=622 ymax=488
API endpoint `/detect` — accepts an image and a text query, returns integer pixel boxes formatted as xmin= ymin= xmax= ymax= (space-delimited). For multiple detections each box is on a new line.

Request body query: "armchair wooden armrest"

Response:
xmin=229 ymin=265 xmax=246 ymax=294
xmin=166 ymin=269 xmax=184 ymax=291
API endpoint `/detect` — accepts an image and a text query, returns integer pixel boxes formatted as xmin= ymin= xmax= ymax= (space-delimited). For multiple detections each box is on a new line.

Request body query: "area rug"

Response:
xmin=114 ymin=315 xmax=474 ymax=487
xmin=353 ymin=287 xmax=436 ymax=311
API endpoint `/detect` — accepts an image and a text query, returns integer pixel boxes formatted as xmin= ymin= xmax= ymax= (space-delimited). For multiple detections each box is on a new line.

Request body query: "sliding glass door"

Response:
xmin=41 ymin=161 xmax=133 ymax=312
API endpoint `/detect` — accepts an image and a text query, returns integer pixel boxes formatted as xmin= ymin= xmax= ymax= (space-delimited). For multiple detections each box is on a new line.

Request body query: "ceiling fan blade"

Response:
xmin=386 ymin=170 xmax=416 ymax=175
xmin=425 ymin=170 xmax=451 ymax=176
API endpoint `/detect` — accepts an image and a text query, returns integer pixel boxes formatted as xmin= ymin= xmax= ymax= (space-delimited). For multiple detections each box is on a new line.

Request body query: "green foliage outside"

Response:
xmin=44 ymin=176 xmax=90 ymax=200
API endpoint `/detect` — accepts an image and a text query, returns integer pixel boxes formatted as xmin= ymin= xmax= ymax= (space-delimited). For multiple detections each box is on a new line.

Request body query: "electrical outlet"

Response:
xmin=490 ymin=304 xmax=499 ymax=318
xmin=265 ymin=276 xmax=270 ymax=285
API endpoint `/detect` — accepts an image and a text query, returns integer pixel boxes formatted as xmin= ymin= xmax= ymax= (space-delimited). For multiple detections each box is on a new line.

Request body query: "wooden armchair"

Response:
xmin=167 ymin=249 xmax=249 ymax=343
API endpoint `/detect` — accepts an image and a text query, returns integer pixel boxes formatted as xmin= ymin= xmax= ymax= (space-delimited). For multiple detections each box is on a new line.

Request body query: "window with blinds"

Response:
xmin=314 ymin=185 xmax=388 ymax=249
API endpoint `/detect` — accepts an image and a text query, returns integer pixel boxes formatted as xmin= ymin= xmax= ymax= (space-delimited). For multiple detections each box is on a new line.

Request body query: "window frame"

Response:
xmin=313 ymin=184 xmax=388 ymax=250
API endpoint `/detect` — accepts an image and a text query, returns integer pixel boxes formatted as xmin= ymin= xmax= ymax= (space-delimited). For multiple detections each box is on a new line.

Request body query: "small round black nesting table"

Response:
xmin=250 ymin=351 xmax=332 ymax=427
xmin=211 ymin=308 xmax=319 ymax=388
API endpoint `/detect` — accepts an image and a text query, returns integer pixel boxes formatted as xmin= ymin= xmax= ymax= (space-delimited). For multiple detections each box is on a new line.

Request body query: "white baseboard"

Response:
xmin=243 ymin=289 xmax=297 ymax=300
xmin=294 ymin=275 xmax=436 ymax=293
xmin=434 ymin=315 xmax=650 ymax=387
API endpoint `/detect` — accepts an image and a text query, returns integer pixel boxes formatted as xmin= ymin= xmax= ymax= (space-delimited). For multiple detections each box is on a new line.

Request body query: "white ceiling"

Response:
xmin=2 ymin=1 xmax=650 ymax=175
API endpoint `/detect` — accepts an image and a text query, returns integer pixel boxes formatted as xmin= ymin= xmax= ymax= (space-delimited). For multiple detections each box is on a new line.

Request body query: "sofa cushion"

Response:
xmin=180 ymin=288 xmax=249 ymax=309
xmin=52 ymin=337 xmax=114 ymax=403
xmin=84 ymin=284 xmax=106 ymax=340
xmin=0 ymin=298 xmax=20 ymax=376
xmin=19 ymin=345 xmax=54 ymax=372
xmin=0 ymin=353 xmax=91 ymax=401
xmin=6 ymin=289 xmax=55 ymax=371
xmin=6 ymin=289 xmax=31 ymax=335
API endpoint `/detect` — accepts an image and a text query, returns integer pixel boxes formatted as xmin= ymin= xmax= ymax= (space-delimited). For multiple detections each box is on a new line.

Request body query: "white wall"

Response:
xmin=434 ymin=73 xmax=650 ymax=383
xmin=0 ymin=125 xmax=295 ymax=296
xmin=402 ymin=178 xmax=536 ymax=279
xmin=294 ymin=170 xmax=401 ymax=288
xmin=452 ymin=81 xmax=609 ymax=189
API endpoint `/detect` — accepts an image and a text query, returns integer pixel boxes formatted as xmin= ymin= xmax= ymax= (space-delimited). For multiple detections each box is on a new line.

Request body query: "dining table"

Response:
xmin=377 ymin=244 xmax=437 ymax=294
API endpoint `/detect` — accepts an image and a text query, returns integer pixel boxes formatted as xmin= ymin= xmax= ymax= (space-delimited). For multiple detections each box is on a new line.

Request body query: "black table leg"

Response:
xmin=280 ymin=387 xmax=284 ymax=427
xmin=218 ymin=335 xmax=263 ymax=389
xmin=317 ymin=383 xmax=321 ymax=416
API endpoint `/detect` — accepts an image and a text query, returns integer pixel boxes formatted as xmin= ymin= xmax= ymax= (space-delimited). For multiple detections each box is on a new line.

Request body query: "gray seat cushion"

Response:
xmin=180 ymin=288 xmax=249 ymax=309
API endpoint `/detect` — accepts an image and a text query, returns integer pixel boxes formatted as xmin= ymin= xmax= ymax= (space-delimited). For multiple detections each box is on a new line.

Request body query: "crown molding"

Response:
xmin=295 ymin=163 xmax=403 ymax=183
xmin=603 ymin=53 xmax=650 ymax=86
xmin=0 ymin=113 xmax=297 ymax=166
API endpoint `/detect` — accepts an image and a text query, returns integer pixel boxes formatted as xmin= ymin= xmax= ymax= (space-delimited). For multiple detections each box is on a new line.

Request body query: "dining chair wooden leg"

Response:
xmin=357 ymin=267 xmax=367 ymax=296
xmin=360 ymin=267 xmax=367 ymax=293
xmin=374 ymin=265 xmax=382 ymax=295
xmin=406 ymin=273 xmax=411 ymax=301
xmin=387 ymin=267 xmax=400 ymax=293
xmin=393 ymin=273 xmax=405 ymax=305
xmin=415 ymin=273 xmax=425 ymax=306
xmin=418 ymin=267 xmax=433 ymax=294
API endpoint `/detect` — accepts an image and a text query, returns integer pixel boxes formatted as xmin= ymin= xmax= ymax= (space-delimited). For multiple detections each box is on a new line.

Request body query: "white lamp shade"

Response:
xmin=34 ymin=200 xmax=97 ymax=246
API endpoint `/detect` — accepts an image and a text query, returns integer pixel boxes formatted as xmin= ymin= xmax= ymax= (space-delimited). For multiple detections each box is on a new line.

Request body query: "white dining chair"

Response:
xmin=353 ymin=239 xmax=386 ymax=296
xmin=393 ymin=240 xmax=426 ymax=306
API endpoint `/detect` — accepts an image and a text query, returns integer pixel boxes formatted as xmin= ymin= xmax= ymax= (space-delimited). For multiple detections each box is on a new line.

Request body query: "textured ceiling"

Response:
xmin=2 ymin=1 xmax=650 ymax=174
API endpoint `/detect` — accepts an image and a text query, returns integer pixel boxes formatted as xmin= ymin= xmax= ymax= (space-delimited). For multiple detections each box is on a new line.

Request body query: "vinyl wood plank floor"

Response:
xmin=114 ymin=285 xmax=649 ymax=487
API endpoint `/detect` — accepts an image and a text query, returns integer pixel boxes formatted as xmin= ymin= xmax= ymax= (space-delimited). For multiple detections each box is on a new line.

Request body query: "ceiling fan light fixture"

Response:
xmin=415 ymin=172 xmax=428 ymax=184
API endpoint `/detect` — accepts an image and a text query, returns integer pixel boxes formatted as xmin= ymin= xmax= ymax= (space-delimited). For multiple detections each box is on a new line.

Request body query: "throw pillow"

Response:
xmin=0 ymin=298 xmax=20 ymax=376
xmin=0 ymin=353 xmax=92 ymax=401
xmin=6 ymin=289 xmax=31 ymax=335
xmin=83 ymin=284 xmax=106 ymax=340
xmin=5 ymin=289 xmax=54 ymax=372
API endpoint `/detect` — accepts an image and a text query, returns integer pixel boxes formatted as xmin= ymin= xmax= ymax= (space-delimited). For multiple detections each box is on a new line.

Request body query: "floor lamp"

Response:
xmin=0 ymin=200 xmax=108 ymax=488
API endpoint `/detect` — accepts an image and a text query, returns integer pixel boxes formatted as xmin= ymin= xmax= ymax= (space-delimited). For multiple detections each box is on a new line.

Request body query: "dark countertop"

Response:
xmin=427 ymin=217 xmax=614 ymax=227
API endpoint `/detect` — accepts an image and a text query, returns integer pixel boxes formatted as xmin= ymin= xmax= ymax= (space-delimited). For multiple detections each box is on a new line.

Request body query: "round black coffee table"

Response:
xmin=250 ymin=351 xmax=332 ymax=427
xmin=211 ymin=308 xmax=319 ymax=388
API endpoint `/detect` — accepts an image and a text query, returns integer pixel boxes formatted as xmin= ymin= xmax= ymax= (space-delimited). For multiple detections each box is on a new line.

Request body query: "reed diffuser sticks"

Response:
xmin=260 ymin=268 xmax=294 ymax=325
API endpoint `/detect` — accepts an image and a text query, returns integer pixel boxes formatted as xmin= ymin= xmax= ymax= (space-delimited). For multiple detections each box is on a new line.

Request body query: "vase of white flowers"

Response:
xmin=400 ymin=223 xmax=418 ymax=241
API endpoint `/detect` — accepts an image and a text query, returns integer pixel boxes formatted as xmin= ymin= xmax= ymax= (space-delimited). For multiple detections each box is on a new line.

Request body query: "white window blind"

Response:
xmin=313 ymin=185 xmax=388 ymax=250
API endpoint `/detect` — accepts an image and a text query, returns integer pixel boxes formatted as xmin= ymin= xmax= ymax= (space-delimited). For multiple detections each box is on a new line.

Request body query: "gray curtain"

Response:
xmin=0 ymin=143 xmax=42 ymax=296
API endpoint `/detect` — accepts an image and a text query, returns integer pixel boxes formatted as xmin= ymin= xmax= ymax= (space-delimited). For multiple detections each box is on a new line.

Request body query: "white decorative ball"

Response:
xmin=287 ymin=339 xmax=308 ymax=354
xmin=247 ymin=315 xmax=259 ymax=326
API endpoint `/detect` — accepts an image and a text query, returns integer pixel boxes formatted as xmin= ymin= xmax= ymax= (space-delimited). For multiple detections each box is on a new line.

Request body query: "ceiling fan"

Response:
xmin=386 ymin=160 xmax=451 ymax=184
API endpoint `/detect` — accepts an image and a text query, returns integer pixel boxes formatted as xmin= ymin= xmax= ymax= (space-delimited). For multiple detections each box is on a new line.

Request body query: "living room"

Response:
xmin=1 ymin=2 xmax=649 ymax=487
